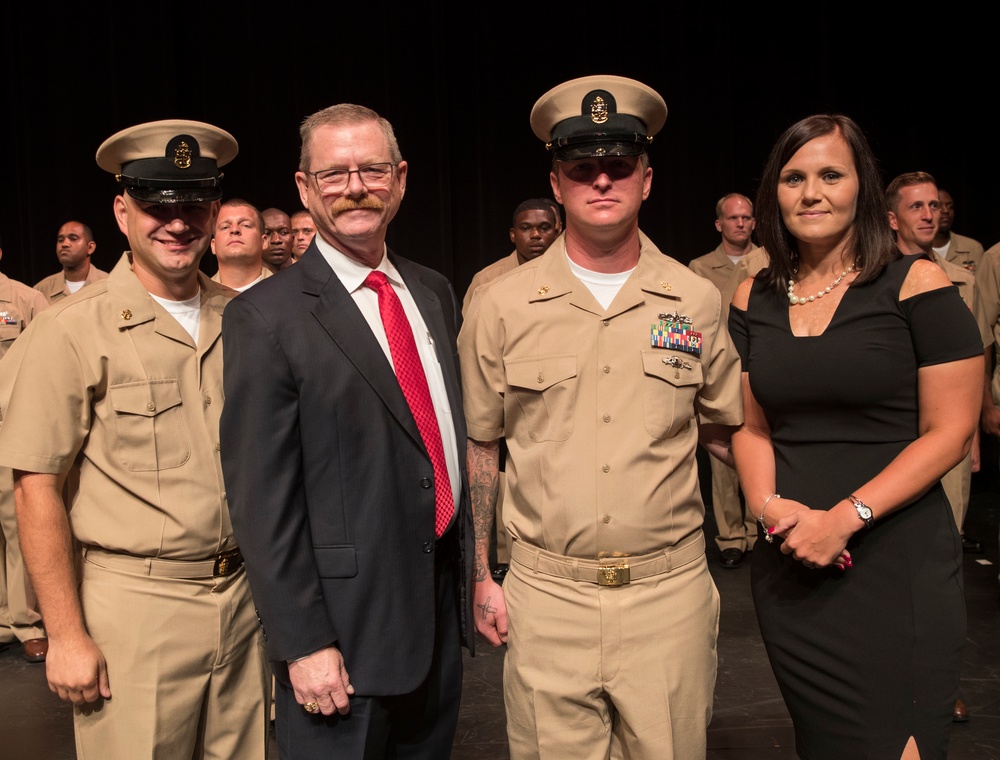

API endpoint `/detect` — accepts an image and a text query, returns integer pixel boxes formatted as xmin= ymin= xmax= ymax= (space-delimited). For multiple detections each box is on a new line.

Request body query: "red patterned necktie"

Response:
xmin=363 ymin=270 xmax=453 ymax=537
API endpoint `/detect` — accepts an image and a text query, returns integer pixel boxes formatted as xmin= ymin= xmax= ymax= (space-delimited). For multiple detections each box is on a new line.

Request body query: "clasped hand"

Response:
xmin=770 ymin=503 xmax=854 ymax=571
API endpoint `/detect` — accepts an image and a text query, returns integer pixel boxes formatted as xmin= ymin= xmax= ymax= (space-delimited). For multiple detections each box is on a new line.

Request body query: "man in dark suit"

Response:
xmin=220 ymin=103 xmax=474 ymax=759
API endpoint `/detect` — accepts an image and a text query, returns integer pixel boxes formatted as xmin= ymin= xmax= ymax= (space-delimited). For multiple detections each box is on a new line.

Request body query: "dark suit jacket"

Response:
xmin=219 ymin=242 xmax=474 ymax=696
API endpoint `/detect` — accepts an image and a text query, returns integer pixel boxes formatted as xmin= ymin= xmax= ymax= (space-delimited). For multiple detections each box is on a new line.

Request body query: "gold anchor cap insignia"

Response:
xmin=590 ymin=95 xmax=609 ymax=124
xmin=173 ymin=140 xmax=192 ymax=169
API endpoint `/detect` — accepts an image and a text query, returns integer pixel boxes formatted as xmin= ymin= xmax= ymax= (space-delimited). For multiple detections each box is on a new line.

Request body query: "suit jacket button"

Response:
xmin=422 ymin=542 xmax=434 ymax=554
xmin=420 ymin=478 xmax=432 ymax=489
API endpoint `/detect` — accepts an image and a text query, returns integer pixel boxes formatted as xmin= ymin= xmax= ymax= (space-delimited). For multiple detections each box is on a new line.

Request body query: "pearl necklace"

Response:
xmin=787 ymin=266 xmax=856 ymax=305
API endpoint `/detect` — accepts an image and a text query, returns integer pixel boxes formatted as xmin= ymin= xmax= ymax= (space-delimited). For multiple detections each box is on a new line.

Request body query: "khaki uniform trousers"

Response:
xmin=503 ymin=532 xmax=719 ymax=760
xmin=0 ymin=466 xmax=44 ymax=644
xmin=940 ymin=452 xmax=972 ymax=534
xmin=709 ymin=458 xmax=756 ymax=553
xmin=77 ymin=550 xmax=270 ymax=759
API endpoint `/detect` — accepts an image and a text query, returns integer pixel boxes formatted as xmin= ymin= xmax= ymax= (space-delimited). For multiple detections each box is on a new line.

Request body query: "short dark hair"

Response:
xmin=755 ymin=114 xmax=897 ymax=293
xmin=512 ymin=198 xmax=558 ymax=227
xmin=218 ymin=198 xmax=265 ymax=231
xmin=885 ymin=171 xmax=937 ymax=213
xmin=59 ymin=221 xmax=94 ymax=241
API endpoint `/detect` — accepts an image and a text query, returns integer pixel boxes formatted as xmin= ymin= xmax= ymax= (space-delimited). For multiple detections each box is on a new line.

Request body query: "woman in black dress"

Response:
xmin=729 ymin=114 xmax=984 ymax=759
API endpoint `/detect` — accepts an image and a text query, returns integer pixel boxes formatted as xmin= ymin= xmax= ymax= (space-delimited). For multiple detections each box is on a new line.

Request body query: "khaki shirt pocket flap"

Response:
xmin=505 ymin=355 xmax=577 ymax=392
xmin=0 ymin=323 xmax=21 ymax=342
xmin=313 ymin=545 xmax=359 ymax=578
xmin=641 ymin=351 xmax=704 ymax=388
xmin=110 ymin=380 xmax=183 ymax=417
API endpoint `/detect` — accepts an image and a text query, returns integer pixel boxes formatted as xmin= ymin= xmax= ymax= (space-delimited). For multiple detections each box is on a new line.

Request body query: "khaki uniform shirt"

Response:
xmin=721 ymin=247 xmax=771 ymax=313
xmin=940 ymin=232 xmax=984 ymax=274
xmin=937 ymin=256 xmax=977 ymax=311
xmin=33 ymin=265 xmax=109 ymax=305
xmin=210 ymin=266 xmax=272 ymax=288
xmin=459 ymin=232 xmax=743 ymax=558
xmin=688 ymin=244 xmax=763 ymax=292
xmin=0 ymin=272 xmax=49 ymax=358
xmin=974 ymin=247 xmax=1000 ymax=403
xmin=0 ymin=253 xmax=235 ymax=560
xmin=461 ymin=251 xmax=520 ymax=317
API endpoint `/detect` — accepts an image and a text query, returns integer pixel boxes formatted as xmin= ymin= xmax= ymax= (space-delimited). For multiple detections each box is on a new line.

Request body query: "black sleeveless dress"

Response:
xmin=728 ymin=255 xmax=982 ymax=759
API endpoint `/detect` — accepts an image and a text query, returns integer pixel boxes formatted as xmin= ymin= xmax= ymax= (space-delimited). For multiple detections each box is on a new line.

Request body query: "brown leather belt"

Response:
xmin=510 ymin=531 xmax=705 ymax=586
xmin=83 ymin=546 xmax=244 ymax=579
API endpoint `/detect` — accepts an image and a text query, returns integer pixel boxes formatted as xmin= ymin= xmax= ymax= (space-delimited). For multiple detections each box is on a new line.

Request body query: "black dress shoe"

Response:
xmin=953 ymin=697 xmax=970 ymax=722
xmin=491 ymin=564 xmax=509 ymax=583
xmin=719 ymin=549 xmax=744 ymax=569
xmin=962 ymin=536 xmax=984 ymax=554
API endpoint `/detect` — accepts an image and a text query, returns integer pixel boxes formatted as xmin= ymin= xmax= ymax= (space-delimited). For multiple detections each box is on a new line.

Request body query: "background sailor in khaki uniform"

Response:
xmin=209 ymin=198 xmax=274 ymax=292
xmin=0 ymin=235 xmax=50 ymax=664
xmin=887 ymin=172 xmax=987 ymax=558
xmin=931 ymin=189 xmax=984 ymax=273
xmin=688 ymin=192 xmax=762 ymax=569
xmin=974 ymin=234 xmax=1000 ymax=585
xmin=460 ymin=76 xmax=742 ymax=760
xmin=462 ymin=197 xmax=559 ymax=582
xmin=33 ymin=221 xmax=109 ymax=304
xmin=0 ymin=121 xmax=269 ymax=759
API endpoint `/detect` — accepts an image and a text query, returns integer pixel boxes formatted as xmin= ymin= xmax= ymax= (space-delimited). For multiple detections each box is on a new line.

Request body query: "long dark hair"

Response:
xmin=755 ymin=114 xmax=898 ymax=292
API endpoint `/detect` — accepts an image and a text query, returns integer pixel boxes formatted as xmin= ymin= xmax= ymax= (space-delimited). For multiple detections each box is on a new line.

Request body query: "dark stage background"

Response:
xmin=2 ymin=4 xmax=994 ymax=298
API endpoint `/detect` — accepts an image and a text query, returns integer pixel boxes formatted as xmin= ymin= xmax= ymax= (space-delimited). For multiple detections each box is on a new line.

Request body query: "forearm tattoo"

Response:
xmin=467 ymin=439 xmax=500 ymax=582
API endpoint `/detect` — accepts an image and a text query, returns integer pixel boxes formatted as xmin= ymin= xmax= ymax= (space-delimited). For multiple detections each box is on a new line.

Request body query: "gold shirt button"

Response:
xmin=146 ymin=402 xmax=155 ymax=412
xmin=602 ymin=464 xmax=610 ymax=473
xmin=216 ymin=443 xmax=221 ymax=451
xmin=204 ymin=395 xmax=212 ymax=405
xmin=603 ymin=514 xmax=612 ymax=523
xmin=603 ymin=366 xmax=611 ymax=374
xmin=602 ymin=320 xmax=610 ymax=327
xmin=603 ymin=414 xmax=611 ymax=423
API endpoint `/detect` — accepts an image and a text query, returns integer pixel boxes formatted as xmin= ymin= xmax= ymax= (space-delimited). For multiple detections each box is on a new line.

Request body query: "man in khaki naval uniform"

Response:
xmin=461 ymin=198 xmax=560 ymax=315
xmin=33 ymin=221 xmax=109 ymax=304
xmin=974 ymin=233 xmax=1000 ymax=591
xmin=0 ymin=121 xmax=269 ymax=759
xmin=931 ymin=189 xmax=984 ymax=273
xmin=0 ymin=236 xmax=50 ymax=663
xmin=210 ymin=198 xmax=273 ymax=292
xmin=887 ymin=173 xmax=985 ymax=557
xmin=688 ymin=193 xmax=763 ymax=569
xmin=461 ymin=197 xmax=560 ymax=582
xmin=459 ymin=76 xmax=742 ymax=760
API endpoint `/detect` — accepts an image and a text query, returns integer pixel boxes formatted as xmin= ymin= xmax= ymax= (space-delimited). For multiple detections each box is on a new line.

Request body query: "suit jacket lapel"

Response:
xmin=393 ymin=255 xmax=465 ymax=441
xmin=302 ymin=247 xmax=424 ymax=449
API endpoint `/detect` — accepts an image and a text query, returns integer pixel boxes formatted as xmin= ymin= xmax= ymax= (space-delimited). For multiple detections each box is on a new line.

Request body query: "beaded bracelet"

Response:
xmin=758 ymin=493 xmax=779 ymax=543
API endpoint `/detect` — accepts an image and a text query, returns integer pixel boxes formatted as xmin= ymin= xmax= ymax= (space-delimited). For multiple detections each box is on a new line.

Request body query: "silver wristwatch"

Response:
xmin=848 ymin=495 xmax=873 ymax=529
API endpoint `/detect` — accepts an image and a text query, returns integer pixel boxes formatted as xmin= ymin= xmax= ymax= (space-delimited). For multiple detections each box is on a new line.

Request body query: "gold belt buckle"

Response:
xmin=213 ymin=549 xmax=242 ymax=577
xmin=597 ymin=563 xmax=630 ymax=586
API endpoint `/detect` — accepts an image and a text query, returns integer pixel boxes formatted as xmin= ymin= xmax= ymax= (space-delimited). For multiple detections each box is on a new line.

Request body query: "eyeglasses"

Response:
xmin=305 ymin=162 xmax=398 ymax=191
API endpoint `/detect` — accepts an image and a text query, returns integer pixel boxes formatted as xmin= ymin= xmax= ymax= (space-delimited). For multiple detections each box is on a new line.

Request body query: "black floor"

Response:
xmin=3 ymin=489 xmax=999 ymax=760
